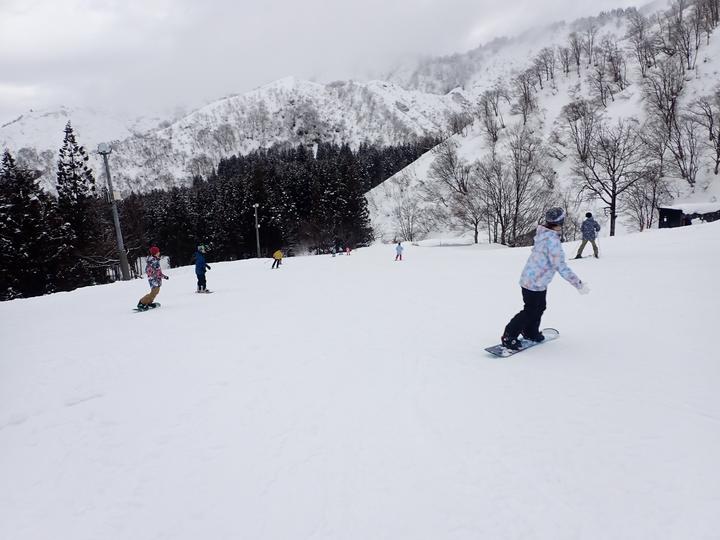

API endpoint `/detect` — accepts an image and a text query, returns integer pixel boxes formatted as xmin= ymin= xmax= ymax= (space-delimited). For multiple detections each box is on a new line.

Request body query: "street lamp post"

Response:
xmin=253 ymin=203 xmax=261 ymax=258
xmin=98 ymin=143 xmax=131 ymax=281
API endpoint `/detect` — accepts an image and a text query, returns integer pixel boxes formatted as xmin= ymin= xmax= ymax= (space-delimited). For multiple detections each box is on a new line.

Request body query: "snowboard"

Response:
xmin=195 ymin=290 xmax=213 ymax=294
xmin=484 ymin=328 xmax=559 ymax=358
xmin=133 ymin=302 xmax=161 ymax=312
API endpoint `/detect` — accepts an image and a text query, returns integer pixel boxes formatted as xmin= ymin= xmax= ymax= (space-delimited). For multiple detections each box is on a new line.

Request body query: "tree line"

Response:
xmin=0 ymin=123 xmax=437 ymax=300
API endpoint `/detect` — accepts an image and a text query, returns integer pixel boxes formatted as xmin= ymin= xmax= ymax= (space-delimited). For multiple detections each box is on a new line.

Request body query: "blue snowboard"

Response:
xmin=485 ymin=328 xmax=559 ymax=358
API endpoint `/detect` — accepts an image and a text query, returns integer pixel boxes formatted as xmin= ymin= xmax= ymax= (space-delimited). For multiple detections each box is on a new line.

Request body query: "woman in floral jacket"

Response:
xmin=137 ymin=246 xmax=169 ymax=310
xmin=501 ymin=208 xmax=589 ymax=350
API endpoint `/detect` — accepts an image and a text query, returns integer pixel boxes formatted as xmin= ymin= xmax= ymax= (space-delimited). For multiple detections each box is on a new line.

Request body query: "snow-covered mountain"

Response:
xmin=0 ymin=106 xmax=171 ymax=191
xmin=4 ymin=1 xmax=719 ymax=213
xmin=369 ymin=6 xmax=720 ymax=241
xmin=0 ymin=78 xmax=469 ymax=194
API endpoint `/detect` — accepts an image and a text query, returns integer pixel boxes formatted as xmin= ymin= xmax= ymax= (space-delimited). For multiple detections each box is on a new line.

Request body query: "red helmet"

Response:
xmin=149 ymin=246 xmax=160 ymax=256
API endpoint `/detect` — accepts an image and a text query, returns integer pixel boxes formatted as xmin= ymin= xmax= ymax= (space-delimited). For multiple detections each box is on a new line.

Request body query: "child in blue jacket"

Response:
xmin=501 ymin=207 xmax=590 ymax=350
xmin=193 ymin=245 xmax=211 ymax=292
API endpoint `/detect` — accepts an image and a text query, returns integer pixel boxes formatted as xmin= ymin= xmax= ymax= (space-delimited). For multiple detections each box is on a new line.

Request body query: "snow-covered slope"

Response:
xmin=369 ymin=7 xmax=720 ymax=241
xmin=1 ymin=222 xmax=719 ymax=539
xmin=0 ymin=78 xmax=468 ymax=194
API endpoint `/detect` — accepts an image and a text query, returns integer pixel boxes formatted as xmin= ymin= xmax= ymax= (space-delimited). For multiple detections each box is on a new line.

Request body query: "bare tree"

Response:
xmin=422 ymin=140 xmax=486 ymax=243
xmin=623 ymin=168 xmax=673 ymax=231
xmin=601 ymin=35 xmax=628 ymax=91
xmin=558 ymin=189 xmax=584 ymax=241
xmin=447 ymin=112 xmax=474 ymax=136
xmin=657 ymin=8 xmax=679 ymax=56
xmin=569 ymin=32 xmax=583 ymax=73
xmin=691 ymin=89 xmax=720 ymax=174
xmin=558 ymin=46 xmax=572 ymax=75
xmin=667 ymin=113 xmax=702 ymax=185
xmin=485 ymin=81 xmax=511 ymax=127
xmin=627 ymin=9 xmax=658 ymax=77
xmin=504 ymin=126 xmax=553 ymax=244
xmin=476 ymin=152 xmax=511 ymax=244
xmin=536 ymin=47 xmax=557 ymax=82
xmin=561 ymin=98 xmax=601 ymax=164
xmin=669 ymin=0 xmax=702 ymax=70
xmin=477 ymin=86 xmax=509 ymax=144
xmin=696 ymin=0 xmax=720 ymax=42
xmin=643 ymin=58 xmax=685 ymax=134
xmin=473 ymin=128 xmax=551 ymax=246
xmin=511 ymin=71 xmax=538 ymax=125
xmin=571 ymin=117 xmax=648 ymax=235
xmin=588 ymin=62 xmax=614 ymax=107
xmin=583 ymin=23 xmax=599 ymax=66
xmin=383 ymin=170 xmax=428 ymax=242
xmin=477 ymin=94 xmax=501 ymax=145
xmin=639 ymin=117 xmax=670 ymax=178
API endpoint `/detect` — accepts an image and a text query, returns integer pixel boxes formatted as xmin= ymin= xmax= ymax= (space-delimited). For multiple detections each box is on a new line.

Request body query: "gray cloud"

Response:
xmin=0 ymin=0 xmax=641 ymax=122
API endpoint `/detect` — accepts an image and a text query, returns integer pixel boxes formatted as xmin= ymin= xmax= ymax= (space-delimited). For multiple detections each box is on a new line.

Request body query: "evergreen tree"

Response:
xmin=55 ymin=121 xmax=107 ymax=287
xmin=0 ymin=150 xmax=73 ymax=299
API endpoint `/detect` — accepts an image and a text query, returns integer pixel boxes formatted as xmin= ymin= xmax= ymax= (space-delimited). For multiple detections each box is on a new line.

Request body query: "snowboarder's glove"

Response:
xmin=578 ymin=282 xmax=590 ymax=295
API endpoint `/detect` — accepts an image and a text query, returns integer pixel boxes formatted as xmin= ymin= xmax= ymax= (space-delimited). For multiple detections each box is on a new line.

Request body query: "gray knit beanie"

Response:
xmin=545 ymin=207 xmax=565 ymax=225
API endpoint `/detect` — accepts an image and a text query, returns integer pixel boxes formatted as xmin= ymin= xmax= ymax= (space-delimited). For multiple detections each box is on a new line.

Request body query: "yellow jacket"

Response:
xmin=273 ymin=250 xmax=283 ymax=260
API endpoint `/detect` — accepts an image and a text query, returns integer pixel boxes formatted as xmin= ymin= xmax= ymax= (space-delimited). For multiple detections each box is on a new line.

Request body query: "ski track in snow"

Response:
xmin=1 ymin=224 xmax=719 ymax=539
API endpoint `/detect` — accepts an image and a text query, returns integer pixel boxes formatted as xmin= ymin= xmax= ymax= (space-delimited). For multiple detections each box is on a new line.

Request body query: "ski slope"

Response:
xmin=1 ymin=223 xmax=719 ymax=540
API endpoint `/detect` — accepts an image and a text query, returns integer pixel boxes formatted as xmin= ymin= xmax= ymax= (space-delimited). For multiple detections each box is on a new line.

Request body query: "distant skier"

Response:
xmin=137 ymin=246 xmax=169 ymax=311
xmin=395 ymin=242 xmax=404 ymax=261
xmin=193 ymin=245 xmax=211 ymax=292
xmin=501 ymin=207 xmax=590 ymax=350
xmin=574 ymin=212 xmax=601 ymax=259
xmin=272 ymin=249 xmax=283 ymax=269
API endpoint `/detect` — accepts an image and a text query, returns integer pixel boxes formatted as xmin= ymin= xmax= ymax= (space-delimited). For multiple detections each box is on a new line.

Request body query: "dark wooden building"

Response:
xmin=658 ymin=203 xmax=720 ymax=228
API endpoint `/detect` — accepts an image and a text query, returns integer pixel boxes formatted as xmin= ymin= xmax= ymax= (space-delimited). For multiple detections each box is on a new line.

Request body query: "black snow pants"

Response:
xmin=503 ymin=287 xmax=547 ymax=340
xmin=197 ymin=272 xmax=207 ymax=291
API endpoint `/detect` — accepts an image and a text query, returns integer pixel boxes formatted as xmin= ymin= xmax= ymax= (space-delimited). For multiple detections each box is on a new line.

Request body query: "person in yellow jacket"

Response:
xmin=272 ymin=249 xmax=283 ymax=269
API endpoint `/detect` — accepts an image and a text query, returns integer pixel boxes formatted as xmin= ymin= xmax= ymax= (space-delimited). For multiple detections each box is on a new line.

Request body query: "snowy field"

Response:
xmin=1 ymin=223 xmax=719 ymax=540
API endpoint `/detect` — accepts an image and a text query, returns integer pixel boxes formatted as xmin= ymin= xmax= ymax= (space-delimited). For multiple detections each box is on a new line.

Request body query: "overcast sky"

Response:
xmin=1 ymin=0 xmax=641 ymax=122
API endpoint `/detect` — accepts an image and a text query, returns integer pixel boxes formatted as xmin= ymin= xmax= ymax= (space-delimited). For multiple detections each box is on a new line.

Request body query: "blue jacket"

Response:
xmin=519 ymin=226 xmax=582 ymax=291
xmin=581 ymin=218 xmax=601 ymax=241
xmin=194 ymin=251 xmax=210 ymax=274
xmin=580 ymin=218 xmax=600 ymax=240
xmin=396 ymin=244 xmax=404 ymax=254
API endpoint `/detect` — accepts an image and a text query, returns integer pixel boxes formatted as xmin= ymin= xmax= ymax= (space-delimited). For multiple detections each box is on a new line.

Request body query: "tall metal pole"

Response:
xmin=253 ymin=203 xmax=261 ymax=258
xmin=99 ymin=146 xmax=131 ymax=280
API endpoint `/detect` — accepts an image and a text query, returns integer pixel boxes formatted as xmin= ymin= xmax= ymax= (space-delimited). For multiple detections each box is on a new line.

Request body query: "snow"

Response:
xmin=2 ymin=222 xmax=719 ymax=539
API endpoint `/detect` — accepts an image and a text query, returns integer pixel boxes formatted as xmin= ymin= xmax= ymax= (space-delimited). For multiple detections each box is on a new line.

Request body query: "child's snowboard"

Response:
xmin=485 ymin=328 xmax=559 ymax=358
xmin=195 ymin=290 xmax=213 ymax=294
xmin=133 ymin=303 xmax=161 ymax=312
